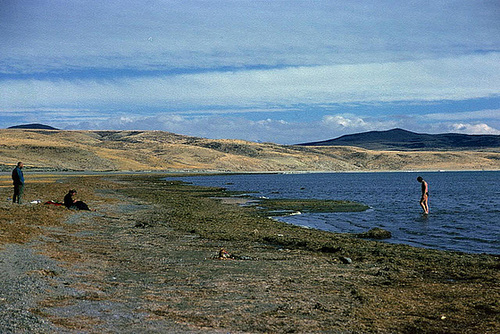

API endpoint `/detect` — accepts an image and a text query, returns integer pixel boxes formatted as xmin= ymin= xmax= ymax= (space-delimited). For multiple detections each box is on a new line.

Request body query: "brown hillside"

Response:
xmin=1 ymin=129 xmax=499 ymax=172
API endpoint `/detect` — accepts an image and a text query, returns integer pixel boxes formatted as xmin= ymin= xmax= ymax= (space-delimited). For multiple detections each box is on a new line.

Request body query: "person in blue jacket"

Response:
xmin=12 ymin=161 xmax=24 ymax=204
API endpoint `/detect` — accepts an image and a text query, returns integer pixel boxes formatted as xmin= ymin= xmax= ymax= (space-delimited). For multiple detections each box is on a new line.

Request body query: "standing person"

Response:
xmin=12 ymin=161 xmax=25 ymax=204
xmin=417 ymin=176 xmax=429 ymax=214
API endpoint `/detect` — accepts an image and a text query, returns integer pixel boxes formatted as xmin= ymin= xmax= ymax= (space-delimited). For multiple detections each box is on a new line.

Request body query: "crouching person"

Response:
xmin=64 ymin=189 xmax=90 ymax=210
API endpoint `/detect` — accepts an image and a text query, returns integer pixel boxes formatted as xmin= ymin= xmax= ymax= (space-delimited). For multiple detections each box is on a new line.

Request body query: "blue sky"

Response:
xmin=1 ymin=0 xmax=499 ymax=144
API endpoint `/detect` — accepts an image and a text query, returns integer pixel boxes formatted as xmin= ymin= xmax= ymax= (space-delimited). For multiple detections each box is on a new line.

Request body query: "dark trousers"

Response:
xmin=70 ymin=201 xmax=90 ymax=211
xmin=13 ymin=184 xmax=24 ymax=204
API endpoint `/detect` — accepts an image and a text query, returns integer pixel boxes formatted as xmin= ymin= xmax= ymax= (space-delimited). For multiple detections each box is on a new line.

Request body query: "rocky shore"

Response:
xmin=0 ymin=173 xmax=498 ymax=333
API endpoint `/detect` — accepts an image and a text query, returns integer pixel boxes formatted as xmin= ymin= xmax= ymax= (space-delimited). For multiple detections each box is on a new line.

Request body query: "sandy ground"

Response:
xmin=0 ymin=174 xmax=498 ymax=333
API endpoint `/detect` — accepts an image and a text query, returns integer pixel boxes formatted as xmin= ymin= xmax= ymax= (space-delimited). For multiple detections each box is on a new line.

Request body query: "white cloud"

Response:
xmin=320 ymin=114 xmax=400 ymax=138
xmin=322 ymin=115 xmax=368 ymax=128
xmin=448 ymin=123 xmax=500 ymax=135
xmin=2 ymin=54 xmax=499 ymax=112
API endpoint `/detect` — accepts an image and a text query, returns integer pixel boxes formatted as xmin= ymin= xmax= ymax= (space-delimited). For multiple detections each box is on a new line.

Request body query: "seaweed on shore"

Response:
xmin=257 ymin=198 xmax=369 ymax=215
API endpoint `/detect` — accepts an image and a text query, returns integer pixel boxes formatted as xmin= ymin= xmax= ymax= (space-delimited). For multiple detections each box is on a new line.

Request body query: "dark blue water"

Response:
xmin=169 ymin=171 xmax=500 ymax=254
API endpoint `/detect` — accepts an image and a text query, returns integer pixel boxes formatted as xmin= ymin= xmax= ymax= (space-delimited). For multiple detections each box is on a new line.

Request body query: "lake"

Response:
xmin=169 ymin=171 xmax=500 ymax=255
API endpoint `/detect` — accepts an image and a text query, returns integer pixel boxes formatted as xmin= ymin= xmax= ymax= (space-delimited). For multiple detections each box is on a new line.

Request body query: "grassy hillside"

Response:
xmin=1 ymin=129 xmax=499 ymax=172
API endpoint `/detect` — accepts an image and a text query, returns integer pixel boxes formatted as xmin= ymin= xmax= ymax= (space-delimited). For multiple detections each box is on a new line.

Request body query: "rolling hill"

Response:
xmin=0 ymin=129 xmax=499 ymax=172
xmin=299 ymin=128 xmax=500 ymax=151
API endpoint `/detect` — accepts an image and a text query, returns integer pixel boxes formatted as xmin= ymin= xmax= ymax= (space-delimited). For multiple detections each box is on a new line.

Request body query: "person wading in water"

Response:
xmin=417 ymin=176 xmax=429 ymax=214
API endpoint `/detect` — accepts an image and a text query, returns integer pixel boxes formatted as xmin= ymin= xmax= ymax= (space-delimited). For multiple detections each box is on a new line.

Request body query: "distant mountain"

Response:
xmin=0 ymin=129 xmax=499 ymax=171
xmin=8 ymin=123 xmax=59 ymax=130
xmin=298 ymin=128 xmax=500 ymax=151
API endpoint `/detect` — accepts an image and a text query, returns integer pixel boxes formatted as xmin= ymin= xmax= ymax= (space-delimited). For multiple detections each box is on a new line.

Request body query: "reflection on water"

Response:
xmin=168 ymin=171 xmax=500 ymax=255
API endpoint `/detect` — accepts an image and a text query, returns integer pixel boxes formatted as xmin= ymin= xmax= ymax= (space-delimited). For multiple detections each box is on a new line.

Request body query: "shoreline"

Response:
xmin=1 ymin=167 xmax=500 ymax=177
xmin=0 ymin=174 xmax=498 ymax=332
xmin=167 ymin=171 xmax=500 ymax=256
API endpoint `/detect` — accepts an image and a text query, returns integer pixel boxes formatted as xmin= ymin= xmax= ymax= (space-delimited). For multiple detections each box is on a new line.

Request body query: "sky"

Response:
xmin=1 ymin=0 xmax=499 ymax=144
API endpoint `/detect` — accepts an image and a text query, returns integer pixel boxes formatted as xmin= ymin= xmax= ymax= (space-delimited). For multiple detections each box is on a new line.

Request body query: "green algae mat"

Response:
xmin=258 ymin=198 xmax=369 ymax=214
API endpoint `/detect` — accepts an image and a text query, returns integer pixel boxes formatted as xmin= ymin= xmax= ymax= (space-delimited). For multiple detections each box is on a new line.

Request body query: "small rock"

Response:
xmin=134 ymin=221 xmax=150 ymax=228
xmin=340 ymin=257 xmax=352 ymax=264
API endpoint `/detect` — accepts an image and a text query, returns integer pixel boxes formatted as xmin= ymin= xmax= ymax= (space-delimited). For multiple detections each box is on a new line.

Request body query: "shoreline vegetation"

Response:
xmin=0 ymin=173 xmax=499 ymax=333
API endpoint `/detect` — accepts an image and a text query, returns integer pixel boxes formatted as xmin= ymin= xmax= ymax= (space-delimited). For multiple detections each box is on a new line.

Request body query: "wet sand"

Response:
xmin=0 ymin=173 xmax=498 ymax=333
